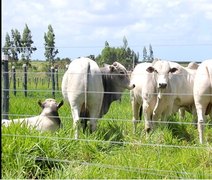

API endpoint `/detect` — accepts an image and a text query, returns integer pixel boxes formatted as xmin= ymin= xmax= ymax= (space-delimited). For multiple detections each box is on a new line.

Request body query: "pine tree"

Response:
xmin=3 ymin=33 xmax=11 ymax=57
xmin=10 ymin=29 xmax=22 ymax=63
xmin=143 ymin=46 xmax=147 ymax=61
xmin=149 ymin=44 xmax=154 ymax=61
xmin=105 ymin=41 xmax=109 ymax=47
xmin=44 ymin=25 xmax=59 ymax=66
xmin=21 ymin=24 xmax=37 ymax=65
xmin=123 ymin=36 xmax=128 ymax=49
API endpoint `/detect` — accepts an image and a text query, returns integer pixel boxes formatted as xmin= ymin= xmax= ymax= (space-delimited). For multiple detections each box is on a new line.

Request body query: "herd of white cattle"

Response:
xmin=2 ymin=57 xmax=212 ymax=144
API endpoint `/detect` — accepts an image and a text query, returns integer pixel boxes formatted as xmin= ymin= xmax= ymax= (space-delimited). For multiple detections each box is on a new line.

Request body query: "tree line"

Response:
xmin=2 ymin=24 xmax=154 ymax=70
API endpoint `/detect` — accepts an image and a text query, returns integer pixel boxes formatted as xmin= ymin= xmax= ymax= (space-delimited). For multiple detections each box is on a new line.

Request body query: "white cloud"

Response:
xmin=2 ymin=0 xmax=212 ymax=60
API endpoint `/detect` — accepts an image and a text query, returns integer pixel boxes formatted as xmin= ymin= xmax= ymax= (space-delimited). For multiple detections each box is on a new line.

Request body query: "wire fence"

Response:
xmin=1 ymin=58 xmax=212 ymax=178
xmin=3 ymin=153 xmax=212 ymax=179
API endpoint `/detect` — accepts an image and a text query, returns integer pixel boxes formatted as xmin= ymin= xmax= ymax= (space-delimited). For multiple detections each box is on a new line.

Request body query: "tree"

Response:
xmin=2 ymin=33 xmax=12 ymax=57
xmin=44 ymin=25 xmax=59 ymax=66
xmin=105 ymin=41 xmax=109 ymax=47
xmin=123 ymin=36 xmax=128 ymax=49
xmin=21 ymin=24 xmax=37 ymax=65
xmin=143 ymin=46 xmax=147 ymax=61
xmin=143 ymin=44 xmax=154 ymax=62
xmin=10 ymin=29 xmax=22 ymax=63
xmin=149 ymin=44 xmax=154 ymax=61
xmin=96 ymin=37 xmax=139 ymax=70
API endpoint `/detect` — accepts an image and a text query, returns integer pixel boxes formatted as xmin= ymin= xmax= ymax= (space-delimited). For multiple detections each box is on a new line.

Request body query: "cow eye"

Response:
xmin=120 ymin=71 xmax=125 ymax=74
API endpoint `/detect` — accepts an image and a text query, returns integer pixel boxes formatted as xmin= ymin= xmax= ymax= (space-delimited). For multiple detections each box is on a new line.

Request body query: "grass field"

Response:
xmin=1 ymin=68 xmax=212 ymax=179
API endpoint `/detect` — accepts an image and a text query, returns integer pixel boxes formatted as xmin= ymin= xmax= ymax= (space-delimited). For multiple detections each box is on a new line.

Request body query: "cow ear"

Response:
xmin=169 ymin=67 xmax=178 ymax=73
xmin=57 ymin=100 xmax=64 ymax=109
xmin=146 ymin=66 xmax=154 ymax=73
xmin=38 ymin=100 xmax=44 ymax=108
xmin=113 ymin=62 xmax=118 ymax=67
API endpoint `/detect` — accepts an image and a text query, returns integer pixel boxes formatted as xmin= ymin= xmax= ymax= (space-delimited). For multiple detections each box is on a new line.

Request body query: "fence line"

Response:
xmin=2 ymin=133 xmax=211 ymax=150
xmin=2 ymin=87 xmax=212 ymax=96
xmin=3 ymin=152 xmax=212 ymax=179
xmin=2 ymin=113 xmax=212 ymax=126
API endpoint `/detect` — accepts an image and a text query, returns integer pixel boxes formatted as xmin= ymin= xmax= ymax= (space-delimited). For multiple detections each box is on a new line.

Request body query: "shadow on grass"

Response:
xmin=166 ymin=115 xmax=195 ymax=142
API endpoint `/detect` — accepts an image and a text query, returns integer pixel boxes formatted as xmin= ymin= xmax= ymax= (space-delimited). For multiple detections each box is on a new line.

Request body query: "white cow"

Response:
xmin=146 ymin=60 xmax=197 ymax=131
xmin=130 ymin=62 xmax=157 ymax=133
xmin=2 ymin=98 xmax=64 ymax=132
xmin=178 ymin=62 xmax=199 ymax=119
xmin=61 ymin=57 xmax=135 ymax=139
xmin=193 ymin=59 xmax=212 ymax=144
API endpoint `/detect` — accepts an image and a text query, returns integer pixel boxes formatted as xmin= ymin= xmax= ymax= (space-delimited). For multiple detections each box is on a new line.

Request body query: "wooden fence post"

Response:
xmin=23 ymin=64 xmax=27 ymax=97
xmin=51 ymin=66 xmax=55 ymax=98
xmin=12 ymin=66 xmax=16 ymax=96
xmin=2 ymin=55 xmax=9 ymax=119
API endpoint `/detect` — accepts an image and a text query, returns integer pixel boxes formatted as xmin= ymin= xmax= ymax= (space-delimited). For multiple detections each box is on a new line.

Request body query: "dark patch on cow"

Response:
xmin=80 ymin=103 xmax=90 ymax=133
xmin=206 ymin=103 xmax=212 ymax=115
xmin=139 ymin=105 xmax=143 ymax=120
xmin=99 ymin=67 xmax=123 ymax=117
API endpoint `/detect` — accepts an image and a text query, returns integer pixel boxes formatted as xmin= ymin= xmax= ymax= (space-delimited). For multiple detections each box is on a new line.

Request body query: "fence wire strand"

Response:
xmin=2 ymin=133 xmax=212 ymax=150
xmin=2 ymin=152 xmax=212 ymax=179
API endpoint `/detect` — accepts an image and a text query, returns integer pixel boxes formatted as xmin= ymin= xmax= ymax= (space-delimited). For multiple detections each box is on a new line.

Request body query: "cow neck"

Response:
xmin=40 ymin=109 xmax=61 ymax=126
xmin=100 ymin=71 xmax=122 ymax=117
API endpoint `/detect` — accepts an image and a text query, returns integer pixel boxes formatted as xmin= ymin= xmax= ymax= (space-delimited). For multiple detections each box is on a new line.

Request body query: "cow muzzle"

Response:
xmin=128 ymin=84 xmax=135 ymax=90
xmin=158 ymin=83 xmax=167 ymax=89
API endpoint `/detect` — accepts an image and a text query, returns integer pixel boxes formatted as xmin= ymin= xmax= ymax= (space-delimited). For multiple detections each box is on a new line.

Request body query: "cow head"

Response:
xmin=109 ymin=62 xmax=135 ymax=90
xmin=146 ymin=60 xmax=178 ymax=91
xmin=38 ymin=98 xmax=64 ymax=111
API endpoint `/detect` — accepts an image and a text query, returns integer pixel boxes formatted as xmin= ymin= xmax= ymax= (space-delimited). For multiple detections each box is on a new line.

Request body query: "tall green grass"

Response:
xmin=2 ymin=86 xmax=212 ymax=179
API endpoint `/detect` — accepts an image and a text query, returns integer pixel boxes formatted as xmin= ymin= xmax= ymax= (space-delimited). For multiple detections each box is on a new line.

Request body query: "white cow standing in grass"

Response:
xmin=2 ymin=98 xmax=64 ymax=132
xmin=193 ymin=59 xmax=212 ymax=144
xmin=145 ymin=60 xmax=198 ymax=132
xmin=178 ymin=62 xmax=199 ymax=119
xmin=130 ymin=62 xmax=157 ymax=133
xmin=61 ymin=57 xmax=135 ymax=139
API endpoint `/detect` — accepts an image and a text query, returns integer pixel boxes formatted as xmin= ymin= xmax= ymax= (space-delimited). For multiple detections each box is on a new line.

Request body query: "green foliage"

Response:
xmin=143 ymin=44 xmax=154 ymax=62
xmin=44 ymin=24 xmax=59 ymax=66
xmin=2 ymin=80 xmax=212 ymax=179
xmin=96 ymin=37 xmax=139 ymax=70
xmin=2 ymin=24 xmax=37 ymax=67
xmin=21 ymin=24 xmax=37 ymax=65
xmin=10 ymin=29 xmax=22 ymax=63
xmin=2 ymin=33 xmax=11 ymax=56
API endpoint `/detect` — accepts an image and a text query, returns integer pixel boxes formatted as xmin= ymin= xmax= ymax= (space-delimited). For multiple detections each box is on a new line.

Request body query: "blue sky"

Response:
xmin=2 ymin=0 xmax=212 ymax=62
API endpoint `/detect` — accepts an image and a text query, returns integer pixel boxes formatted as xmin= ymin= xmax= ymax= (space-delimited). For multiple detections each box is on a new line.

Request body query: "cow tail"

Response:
xmin=85 ymin=61 xmax=90 ymax=113
xmin=82 ymin=61 xmax=90 ymax=133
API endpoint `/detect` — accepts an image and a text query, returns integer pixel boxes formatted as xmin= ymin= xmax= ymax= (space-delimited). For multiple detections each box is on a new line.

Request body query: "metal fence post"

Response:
xmin=51 ymin=66 xmax=55 ymax=98
xmin=2 ymin=55 xmax=9 ymax=119
xmin=12 ymin=66 xmax=16 ymax=96
xmin=55 ymin=68 xmax=59 ymax=91
xmin=23 ymin=64 xmax=27 ymax=97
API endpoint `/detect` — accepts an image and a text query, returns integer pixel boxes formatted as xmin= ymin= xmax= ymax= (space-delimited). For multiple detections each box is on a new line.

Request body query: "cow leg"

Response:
xmin=191 ymin=105 xmax=198 ymax=128
xmin=196 ymin=105 xmax=206 ymax=144
xmin=178 ymin=108 xmax=185 ymax=120
xmin=143 ymin=101 xmax=152 ymax=133
xmin=89 ymin=111 xmax=99 ymax=134
xmin=71 ymin=105 xmax=81 ymax=139
xmin=132 ymin=99 xmax=141 ymax=134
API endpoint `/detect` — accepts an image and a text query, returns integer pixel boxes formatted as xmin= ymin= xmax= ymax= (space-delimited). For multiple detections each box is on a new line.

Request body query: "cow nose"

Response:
xmin=128 ymin=84 xmax=135 ymax=90
xmin=159 ymin=83 xmax=167 ymax=89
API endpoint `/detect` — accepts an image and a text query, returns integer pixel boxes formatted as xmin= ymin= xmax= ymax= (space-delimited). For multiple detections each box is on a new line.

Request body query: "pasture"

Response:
xmin=1 ymin=62 xmax=212 ymax=179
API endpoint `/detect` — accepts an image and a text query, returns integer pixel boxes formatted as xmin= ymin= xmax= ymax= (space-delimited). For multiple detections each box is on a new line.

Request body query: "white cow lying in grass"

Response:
xmin=2 ymin=98 xmax=64 ymax=132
